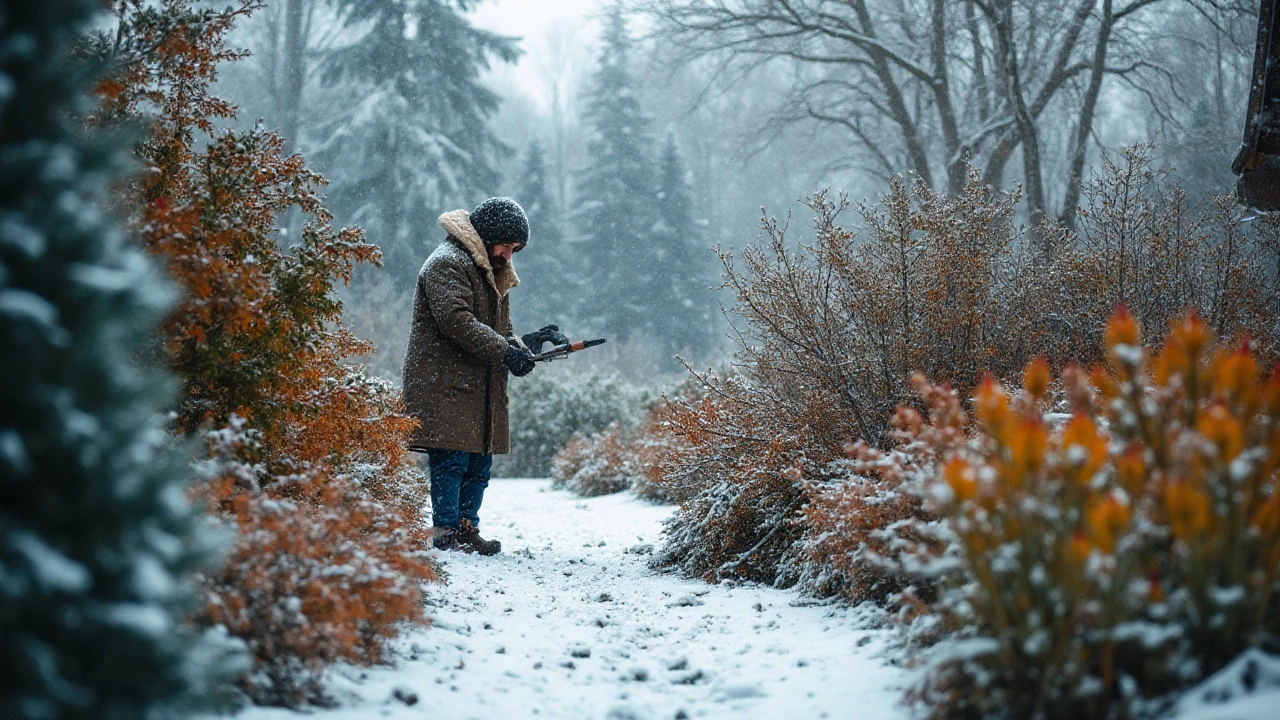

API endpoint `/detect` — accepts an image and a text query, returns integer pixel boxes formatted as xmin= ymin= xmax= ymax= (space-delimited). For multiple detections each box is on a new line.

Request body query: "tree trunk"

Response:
xmin=993 ymin=0 xmax=1047 ymax=232
xmin=850 ymin=0 xmax=934 ymax=188
xmin=966 ymin=1 xmax=992 ymax=122
xmin=931 ymin=0 xmax=965 ymax=194
xmin=1059 ymin=0 xmax=1114 ymax=235
xmin=280 ymin=0 xmax=307 ymax=153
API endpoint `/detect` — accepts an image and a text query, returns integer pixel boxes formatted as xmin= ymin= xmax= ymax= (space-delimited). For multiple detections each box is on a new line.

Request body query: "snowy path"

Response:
xmin=238 ymin=480 xmax=914 ymax=720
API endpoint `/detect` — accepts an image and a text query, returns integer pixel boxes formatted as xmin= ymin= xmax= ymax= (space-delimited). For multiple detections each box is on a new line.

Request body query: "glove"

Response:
xmin=521 ymin=324 xmax=570 ymax=354
xmin=502 ymin=343 xmax=536 ymax=377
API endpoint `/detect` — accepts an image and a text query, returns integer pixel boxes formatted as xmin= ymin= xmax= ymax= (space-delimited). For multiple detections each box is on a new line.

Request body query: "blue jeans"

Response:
xmin=426 ymin=449 xmax=492 ymax=530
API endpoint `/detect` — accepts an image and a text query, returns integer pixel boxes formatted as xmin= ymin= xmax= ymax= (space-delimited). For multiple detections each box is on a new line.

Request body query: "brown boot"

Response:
xmin=432 ymin=527 xmax=465 ymax=552
xmin=456 ymin=520 xmax=501 ymax=556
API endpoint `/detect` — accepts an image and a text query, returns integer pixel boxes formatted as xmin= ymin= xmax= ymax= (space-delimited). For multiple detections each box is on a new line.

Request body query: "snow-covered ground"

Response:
xmin=1173 ymin=649 xmax=1280 ymax=720
xmin=236 ymin=479 xmax=913 ymax=720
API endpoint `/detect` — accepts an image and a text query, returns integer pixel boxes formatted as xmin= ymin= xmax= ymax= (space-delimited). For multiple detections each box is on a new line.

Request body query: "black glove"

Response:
xmin=502 ymin=342 xmax=536 ymax=377
xmin=521 ymin=324 xmax=570 ymax=354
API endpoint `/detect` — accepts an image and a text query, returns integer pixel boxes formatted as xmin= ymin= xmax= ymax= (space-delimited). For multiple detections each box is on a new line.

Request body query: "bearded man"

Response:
xmin=403 ymin=197 xmax=565 ymax=555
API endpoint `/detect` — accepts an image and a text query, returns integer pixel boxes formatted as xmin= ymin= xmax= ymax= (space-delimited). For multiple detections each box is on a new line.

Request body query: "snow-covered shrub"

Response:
xmin=999 ymin=145 xmax=1280 ymax=365
xmin=547 ymin=390 xmax=696 ymax=501
xmin=651 ymin=150 xmax=1280 ymax=604
xmin=648 ymin=376 xmax=839 ymax=586
xmin=801 ymin=458 xmax=940 ymax=604
xmin=195 ymin=371 xmax=435 ymax=706
xmin=98 ymin=2 xmax=437 ymax=705
xmin=628 ymin=397 xmax=696 ymax=504
xmin=495 ymin=365 xmax=649 ymax=478
xmin=882 ymin=311 xmax=1280 ymax=719
xmin=551 ymin=422 xmax=636 ymax=496
xmin=649 ymin=175 xmax=1022 ymax=590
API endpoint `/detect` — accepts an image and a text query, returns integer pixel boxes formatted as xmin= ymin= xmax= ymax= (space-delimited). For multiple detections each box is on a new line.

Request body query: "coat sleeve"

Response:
xmin=423 ymin=259 xmax=510 ymax=365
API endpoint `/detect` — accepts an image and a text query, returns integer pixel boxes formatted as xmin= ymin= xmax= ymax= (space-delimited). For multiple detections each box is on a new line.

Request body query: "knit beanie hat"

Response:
xmin=470 ymin=197 xmax=529 ymax=249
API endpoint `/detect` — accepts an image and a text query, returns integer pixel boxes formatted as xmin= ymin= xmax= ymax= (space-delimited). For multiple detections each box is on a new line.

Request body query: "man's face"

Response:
xmin=488 ymin=243 xmax=518 ymax=266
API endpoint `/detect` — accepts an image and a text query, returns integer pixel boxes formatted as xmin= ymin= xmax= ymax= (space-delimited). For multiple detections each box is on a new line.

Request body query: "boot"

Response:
xmin=456 ymin=519 xmax=501 ymax=556
xmin=432 ymin=527 xmax=464 ymax=551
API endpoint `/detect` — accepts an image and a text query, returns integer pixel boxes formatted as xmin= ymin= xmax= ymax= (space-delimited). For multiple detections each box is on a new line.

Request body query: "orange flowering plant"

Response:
xmin=900 ymin=309 xmax=1280 ymax=719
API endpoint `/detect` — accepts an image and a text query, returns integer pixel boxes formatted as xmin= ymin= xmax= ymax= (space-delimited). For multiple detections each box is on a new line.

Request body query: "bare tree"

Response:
xmin=534 ymin=18 xmax=591 ymax=215
xmin=226 ymin=0 xmax=355 ymax=154
xmin=633 ymin=0 xmax=1249 ymax=234
xmin=278 ymin=0 xmax=308 ymax=151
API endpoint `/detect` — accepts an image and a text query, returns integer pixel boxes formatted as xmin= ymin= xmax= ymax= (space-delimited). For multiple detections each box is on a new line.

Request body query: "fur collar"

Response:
xmin=438 ymin=209 xmax=519 ymax=297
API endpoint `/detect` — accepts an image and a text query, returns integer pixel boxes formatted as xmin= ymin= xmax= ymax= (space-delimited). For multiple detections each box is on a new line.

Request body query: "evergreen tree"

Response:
xmin=0 ymin=2 xmax=245 ymax=718
xmin=512 ymin=137 xmax=576 ymax=332
xmin=652 ymin=130 xmax=715 ymax=355
xmin=576 ymin=6 xmax=659 ymax=342
xmin=320 ymin=0 xmax=520 ymax=281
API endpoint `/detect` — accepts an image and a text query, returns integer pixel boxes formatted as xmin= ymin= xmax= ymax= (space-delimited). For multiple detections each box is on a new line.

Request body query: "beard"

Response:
xmin=490 ymin=255 xmax=509 ymax=268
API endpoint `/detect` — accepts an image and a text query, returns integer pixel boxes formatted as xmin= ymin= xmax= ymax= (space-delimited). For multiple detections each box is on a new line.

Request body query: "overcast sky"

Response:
xmin=469 ymin=0 xmax=602 ymax=109
xmin=469 ymin=0 xmax=599 ymax=39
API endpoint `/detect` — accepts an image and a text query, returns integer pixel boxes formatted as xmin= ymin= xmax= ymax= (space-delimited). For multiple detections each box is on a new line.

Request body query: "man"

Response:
xmin=402 ymin=197 xmax=566 ymax=555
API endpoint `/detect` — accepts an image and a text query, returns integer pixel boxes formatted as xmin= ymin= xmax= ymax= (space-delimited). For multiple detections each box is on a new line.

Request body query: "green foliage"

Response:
xmin=574 ymin=8 xmax=720 ymax=357
xmin=0 ymin=2 xmax=247 ymax=717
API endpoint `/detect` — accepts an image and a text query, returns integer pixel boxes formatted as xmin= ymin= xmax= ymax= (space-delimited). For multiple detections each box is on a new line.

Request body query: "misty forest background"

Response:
xmin=213 ymin=0 xmax=1254 ymax=387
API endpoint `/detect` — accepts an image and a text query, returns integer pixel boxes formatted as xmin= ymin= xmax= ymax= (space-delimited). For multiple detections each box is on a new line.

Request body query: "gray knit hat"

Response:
xmin=470 ymin=197 xmax=529 ymax=250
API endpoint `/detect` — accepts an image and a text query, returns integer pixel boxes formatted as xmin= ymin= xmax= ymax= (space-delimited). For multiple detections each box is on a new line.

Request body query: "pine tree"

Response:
xmin=576 ymin=6 xmax=659 ymax=341
xmin=0 ymin=2 xmax=246 ymax=718
xmin=653 ymin=130 xmax=715 ymax=355
xmin=512 ymin=137 xmax=576 ymax=332
xmin=320 ymin=0 xmax=520 ymax=281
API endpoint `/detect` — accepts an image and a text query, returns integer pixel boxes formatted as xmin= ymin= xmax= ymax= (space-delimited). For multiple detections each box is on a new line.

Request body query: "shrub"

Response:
xmin=551 ymin=422 xmax=636 ymax=496
xmin=97 ymin=2 xmax=435 ymax=705
xmin=722 ymin=174 xmax=1023 ymax=449
xmin=649 ymin=147 xmax=1280 ymax=601
xmin=646 ymin=375 xmax=841 ymax=586
xmin=883 ymin=311 xmax=1280 ymax=719
xmin=495 ymin=366 xmax=649 ymax=478
xmin=545 ymin=385 xmax=697 ymax=501
xmin=194 ymin=361 xmax=432 ymax=705
xmin=1009 ymin=146 xmax=1280 ymax=364
xmin=629 ymin=396 xmax=696 ymax=504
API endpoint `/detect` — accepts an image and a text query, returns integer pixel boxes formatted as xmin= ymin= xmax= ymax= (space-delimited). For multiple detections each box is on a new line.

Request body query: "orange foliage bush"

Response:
xmin=648 ymin=147 xmax=1280 ymax=604
xmin=548 ymin=394 xmax=695 ymax=502
xmin=551 ymin=422 xmax=635 ymax=497
xmin=801 ymin=393 xmax=959 ymax=603
xmin=876 ymin=311 xmax=1280 ymax=719
xmin=648 ymin=375 xmax=842 ymax=587
xmin=96 ymin=1 xmax=433 ymax=705
xmin=629 ymin=398 xmax=694 ymax=504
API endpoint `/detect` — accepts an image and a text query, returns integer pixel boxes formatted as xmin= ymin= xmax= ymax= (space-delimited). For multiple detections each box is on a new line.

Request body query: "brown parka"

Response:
xmin=403 ymin=210 xmax=520 ymax=455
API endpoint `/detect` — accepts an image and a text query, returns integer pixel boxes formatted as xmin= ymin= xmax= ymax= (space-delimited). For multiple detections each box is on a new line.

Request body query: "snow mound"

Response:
xmin=1175 ymin=649 xmax=1280 ymax=720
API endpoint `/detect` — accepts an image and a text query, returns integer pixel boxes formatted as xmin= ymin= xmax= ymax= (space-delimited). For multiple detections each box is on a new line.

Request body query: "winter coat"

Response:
xmin=403 ymin=210 xmax=520 ymax=455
